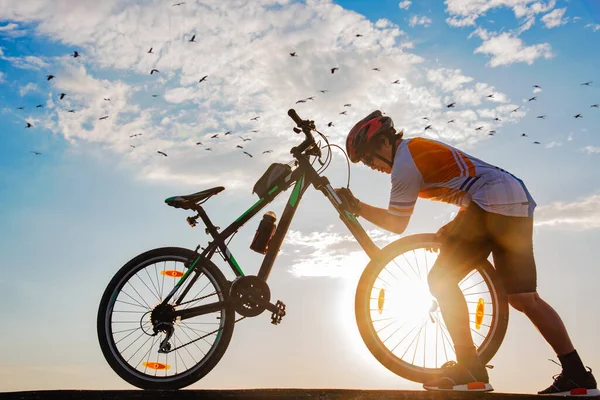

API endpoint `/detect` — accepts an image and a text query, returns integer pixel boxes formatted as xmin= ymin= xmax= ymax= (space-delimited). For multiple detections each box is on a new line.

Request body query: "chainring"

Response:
xmin=229 ymin=275 xmax=271 ymax=317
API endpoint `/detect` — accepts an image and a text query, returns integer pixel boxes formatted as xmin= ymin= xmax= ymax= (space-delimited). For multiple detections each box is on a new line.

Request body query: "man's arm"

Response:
xmin=358 ymin=201 xmax=410 ymax=235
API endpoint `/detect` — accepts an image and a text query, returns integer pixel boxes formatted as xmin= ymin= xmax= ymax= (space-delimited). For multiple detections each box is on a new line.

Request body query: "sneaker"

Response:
xmin=423 ymin=361 xmax=493 ymax=392
xmin=538 ymin=367 xmax=600 ymax=397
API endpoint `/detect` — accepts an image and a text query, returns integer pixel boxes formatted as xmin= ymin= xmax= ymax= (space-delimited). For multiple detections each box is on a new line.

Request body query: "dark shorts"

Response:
xmin=431 ymin=202 xmax=537 ymax=295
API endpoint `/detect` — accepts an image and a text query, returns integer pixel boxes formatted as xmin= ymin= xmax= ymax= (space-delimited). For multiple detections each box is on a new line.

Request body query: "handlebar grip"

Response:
xmin=288 ymin=109 xmax=303 ymax=126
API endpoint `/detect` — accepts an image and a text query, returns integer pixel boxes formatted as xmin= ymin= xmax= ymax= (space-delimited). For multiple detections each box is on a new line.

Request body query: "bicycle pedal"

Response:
xmin=271 ymin=300 xmax=286 ymax=325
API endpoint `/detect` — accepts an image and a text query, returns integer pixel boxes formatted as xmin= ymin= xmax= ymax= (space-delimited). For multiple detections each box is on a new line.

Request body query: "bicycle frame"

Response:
xmin=165 ymin=151 xmax=381 ymax=322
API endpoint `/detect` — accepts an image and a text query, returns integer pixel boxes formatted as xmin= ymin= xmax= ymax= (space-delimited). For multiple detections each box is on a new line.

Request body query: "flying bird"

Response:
xmin=319 ymin=90 xmax=329 ymax=93
xmin=199 ymin=75 xmax=208 ymax=83
xmin=99 ymin=115 xmax=109 ymax=120
xmin=355 ymin=34 xmax=363 ymax=37
xmin=305 ymin=96 xmax=315 ymax=101
xmin=36 ymin=104 xmax=43 ymax=108
xmin=104 ymin=98 xmax=111 ymax=101
xmin=250 ymin=116 xmax=260 ymax=121
xmin=289 ymin=52 xmax=297 ymax=57
xmin=475 ymin=126 xmax=484 ymax=131
xmin=392 ymin=80 xmax=401 ymax=84
xmin=446 ymin=103 xmax=456 ymax=108
xmin=72 ymin=51 xmax=79 ymax=58
xmin=528 ymin=97 xmax=537 ymax=102
xmin=251 ymin=130 xmax=259 ymax=133
xmin=486 ymin=94 xmax=494 ymax=98
xmin=331 ymin=67 xmax=339 ymax=74
xmin=30 ymin=151 xmax=41 ymax=155
xmin=150 ymin=69 xmax=159 ymax=74
xmin=157 ymin=151 xmax=167 ymax=157
xmin=196 ymin=142 xmax=203 ymax=145
xmin=581 ymin=81 xmax=592 ymax=86
xmin=372 ymin=68 xmax=380 ymax=71
xmin=422 ymin=117 xmax=429 ymax=121
xmin=344 ymin=104 xmax=352 ymax=107
xmin=211 ymin=134 xmax=219 ymax=138
xmin=488 ymin=132 xmax=495 ymax=136
xmin=327 ymin=122 xmax=334 ymax=127
xmin=148 ymin=47 xmax=153 ymax=54
xmin=17 ymin=106 xmax=24 ymax=110
xmin=447 ymin=120 xmax=455 ymax=123
xmin=489 ymin=130 xmax=496 ymax=134
xmin=26 ymin=122 xmax=33 ymax=128
xmin=67 ymin=109 xmax=76 ymax=113
xmin=536 ymin=115 xmax=546 ymax=119
xmin=130 ymin=133 xmax=142 ymax=138
xmin=236 ymin=145 xmax=243 ymax=149
xmin=494 ymin=117 xmax=501 ymax=121
xmin=241 ymin=137 xmax=251 ymax=141
xmin=243 ymin=151 xmax=253 ymax=158
xmin=591 ymin=104 xmax=599 ymax=108
xmin=263 ymin=150 xmax=273 ymax=154
xmin=339 ymin=111 xmax=347 ymax=115
xmin=189 ymin=35 xmax=196 ymax=42
xmin=533 ymin=85 xmax=541 ymax=89
xmin=224 ymin=131 xmax=232 ymax=135
xmin=152 ymin=94 xmax=159 ymax=97
xmin=521 ymin=133 xmax=528 ymax=137
xmin=533 ymin=141 xmax=541 ymax=144
xmin=574 ymin=114 xmax=583 ymax=118
xmin=59 ymin=93 xmax=66 ymax=100
xmin=511 ymin=107 xmax=520 ymax=113
xmin=205 ymin=148 xmax=212 ymax=151
xmin=46 ymin=75 xmax=55 ymax=80
xmin=173 ymin=2 xmax=185 ymax=5
xmin=424 ymin=125 xmax=432 ymax=131
xmin=296 ymin=99 xmax=307 ymax=104
xmin=130 ymin=145 xmax=136 ymax=149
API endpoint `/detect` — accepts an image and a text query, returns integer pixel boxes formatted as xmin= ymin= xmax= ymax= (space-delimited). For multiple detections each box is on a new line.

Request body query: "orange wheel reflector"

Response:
xmin=161 ymin=270 xmax=184 ymax=278
xmin=467 ymin=382 xmax=487 ymax=390
xmin=142 ymin=361 xmax=170 ymax=370
xmin=377 ymin=288 xmax=385 ymax=314
xmin=475 ymin=298 xmax=484 ymax=329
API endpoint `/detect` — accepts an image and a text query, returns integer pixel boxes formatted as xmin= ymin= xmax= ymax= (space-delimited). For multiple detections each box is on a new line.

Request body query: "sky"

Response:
xmin=1 ymin=0 xmax=599 ymax=394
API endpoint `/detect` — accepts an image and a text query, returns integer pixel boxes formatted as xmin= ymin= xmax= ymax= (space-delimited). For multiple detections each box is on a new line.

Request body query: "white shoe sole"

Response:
xmin=423 ymin=382 xmax=494 ymax=392
xmin=539 ymin=388 xmax=600 ymax=396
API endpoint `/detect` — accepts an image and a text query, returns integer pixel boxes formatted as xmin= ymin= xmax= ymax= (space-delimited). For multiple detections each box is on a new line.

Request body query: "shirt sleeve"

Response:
xmin=388 ymin=152 xmax=422 ymax=217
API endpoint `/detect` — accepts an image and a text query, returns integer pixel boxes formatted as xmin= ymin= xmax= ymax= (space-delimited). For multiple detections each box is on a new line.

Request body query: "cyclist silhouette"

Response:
xmin=336 ymin=110 xmax=598 ymax=396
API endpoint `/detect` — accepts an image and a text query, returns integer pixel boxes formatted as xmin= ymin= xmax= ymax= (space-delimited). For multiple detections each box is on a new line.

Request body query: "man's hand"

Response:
xmin=334 ymin=187 xmax=361 ymax=216
xmin=435 ymin=221 xmax=455 ymax=240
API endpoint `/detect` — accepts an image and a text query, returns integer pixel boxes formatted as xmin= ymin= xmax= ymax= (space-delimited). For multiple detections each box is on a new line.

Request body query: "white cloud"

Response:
xmin=535 ymin=194 xmax=600 ymax=230
xmin=572 ymin=16 xmax=581 ymax=23
xmin=0 ymin=47 xmax=50 ymax=70
xmin=19 ymin=82 xmax=39 ymax=96
xmin=446 ymin=15 xmax=478 ymax=27
xmin=398 ymin=1 xmax=411 ymax=10
xmin=533 ymin=87 xmax=542 ymax=94
xmin=426 ymin=68 xmax=473 ymax=92
xmin=474 ymin=32 xmax=553 ymax=67
xmin=581 ymin=146 xmax=600 ymax=154
xmin=409 ymin=15 xmax=432 ymax=28
xmin=541 ymin=7 xmax=568 ymax=28
xmin=0 ymin=23 xmax=18 ymax=31
xmin=544 ymin=141 xmax=561 ymax=148
xmin=585 ymin=23 xmax=600 ymax=32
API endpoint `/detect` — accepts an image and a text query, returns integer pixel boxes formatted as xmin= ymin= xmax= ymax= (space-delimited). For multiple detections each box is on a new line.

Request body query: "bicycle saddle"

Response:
xmin=165 ymin=186 xmax=225 ymax=209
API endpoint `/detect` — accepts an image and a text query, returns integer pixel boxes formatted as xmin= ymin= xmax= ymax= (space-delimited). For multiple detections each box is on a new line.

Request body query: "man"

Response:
xmin=335 ymin=110 xmax=598 ymax=396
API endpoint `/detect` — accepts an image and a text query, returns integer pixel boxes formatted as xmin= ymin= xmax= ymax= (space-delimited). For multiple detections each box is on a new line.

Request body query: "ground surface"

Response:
xmin=0 ymin=389 xmax=580 ymax=400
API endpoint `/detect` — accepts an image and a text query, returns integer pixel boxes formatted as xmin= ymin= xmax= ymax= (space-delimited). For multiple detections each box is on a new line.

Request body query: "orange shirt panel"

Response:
xmin=406 ymin=138 xmax=466 ymax=183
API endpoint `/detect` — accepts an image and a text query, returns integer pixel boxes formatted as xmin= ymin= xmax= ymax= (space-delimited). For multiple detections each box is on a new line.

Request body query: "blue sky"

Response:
xmin=1 ymin=0 xmax=600 ymax=394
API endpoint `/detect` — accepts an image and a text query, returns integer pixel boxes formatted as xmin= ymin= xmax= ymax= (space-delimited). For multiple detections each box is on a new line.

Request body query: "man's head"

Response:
xmin=346 ymin=110 xmax=403 ymax=174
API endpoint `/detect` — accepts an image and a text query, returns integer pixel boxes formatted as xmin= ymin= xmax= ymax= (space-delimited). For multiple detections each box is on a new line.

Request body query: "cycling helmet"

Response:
xmin=346 ymin=110 xmax=394 ymax=163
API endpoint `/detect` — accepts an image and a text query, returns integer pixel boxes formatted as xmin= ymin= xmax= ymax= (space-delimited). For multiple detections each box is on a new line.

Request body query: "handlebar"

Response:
xmin=287 ymin=109 xmax=321 ymax=158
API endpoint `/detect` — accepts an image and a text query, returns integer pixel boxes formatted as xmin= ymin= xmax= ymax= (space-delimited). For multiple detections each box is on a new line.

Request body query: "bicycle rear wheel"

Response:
xmin=97 ymin=247 xmax=234 ymax=389
xmin=355 ymin=233 xmax=508 ymax=383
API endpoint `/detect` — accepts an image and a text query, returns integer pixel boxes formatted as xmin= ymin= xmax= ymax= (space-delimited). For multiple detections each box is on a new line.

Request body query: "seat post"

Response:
xmin=196 ymin=206 xmax=219 ymax=237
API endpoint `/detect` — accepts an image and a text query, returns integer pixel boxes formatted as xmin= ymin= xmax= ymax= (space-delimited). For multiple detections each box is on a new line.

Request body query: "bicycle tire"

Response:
xmin=97 ymin=247 xmax=235 ymax=390
xmin=355 ymin=233 xmax=509 ymax=383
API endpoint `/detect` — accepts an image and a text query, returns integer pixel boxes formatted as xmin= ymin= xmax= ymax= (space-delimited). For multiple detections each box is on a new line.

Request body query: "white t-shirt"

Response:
xmin=388 ymin=138 xmax=536 ymax=218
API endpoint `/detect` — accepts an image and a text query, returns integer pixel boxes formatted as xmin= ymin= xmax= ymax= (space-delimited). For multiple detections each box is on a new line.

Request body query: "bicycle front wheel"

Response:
xmin=97 ymin=247 xmax=235 ymax=389
xmin=355 ymin=233 xmax=508 ymax=383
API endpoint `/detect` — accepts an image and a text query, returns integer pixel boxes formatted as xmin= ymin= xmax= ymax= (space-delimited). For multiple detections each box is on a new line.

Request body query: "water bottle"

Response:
xmin=250 ymin=211 xmax=277 ymax=254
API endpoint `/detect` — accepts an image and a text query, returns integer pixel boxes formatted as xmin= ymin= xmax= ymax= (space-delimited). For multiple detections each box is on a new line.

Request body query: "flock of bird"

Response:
xmin=13 ymin=1 xmax=598 ymax=157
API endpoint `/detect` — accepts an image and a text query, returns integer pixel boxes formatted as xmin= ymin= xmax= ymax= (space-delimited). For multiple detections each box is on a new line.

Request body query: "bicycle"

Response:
xmin=97 ymin=109 xmax=509 ymax=389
